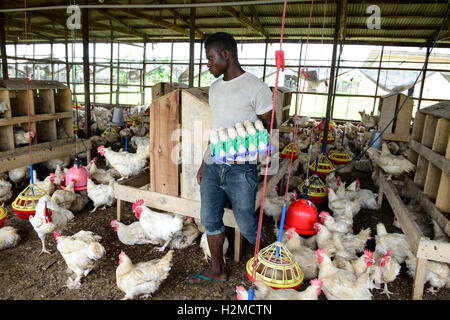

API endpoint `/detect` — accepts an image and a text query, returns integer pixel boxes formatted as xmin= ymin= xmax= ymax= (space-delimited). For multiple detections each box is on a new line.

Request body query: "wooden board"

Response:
xmin=180 ymin=88 xmax=211 ymax=202
xmin=0 ymin=112 xmax=72 ymax=127
xmin=411 ymin=111 xmax=426 ymax=141
xmin=113 ymin=183 xmax=239 ymax=228
xmin=378 ymin=94 xmax=397 ymax=133
xmin=0 ymin=79 xmax=68 ymax=90
xmin=149 ymin=89 xmax=180 ymax=196
xmin=393 ymin=94 xmax=413 ymax=136
xmin=0 ymin=138 xmax=91 ymax=173
xmin=409 ymin=139 xmax=450 ymax=175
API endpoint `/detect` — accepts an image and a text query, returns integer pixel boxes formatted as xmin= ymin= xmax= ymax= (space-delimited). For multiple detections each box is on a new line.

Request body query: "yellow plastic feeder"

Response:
xmin=319 ymin=131 xmax=334 ymax=143
xmin=246 ymin=241 xmax=304 ymax=290
xmin=0 ymin=206 xmax=7 ymax=228
xmin=329 ymin=148 xmax=352 ymax=164
xmin=297 ymin=175 xmax=328 ymax=204
xmin=101 ymin=126 xmax=118 ymax=137
xmin=280 ymin=142 xmax=300 ymax=160
xmin=309 ymin=154 xmax=334 ymax=177
xmin=12 ymin=184 xmax=47 ymax=220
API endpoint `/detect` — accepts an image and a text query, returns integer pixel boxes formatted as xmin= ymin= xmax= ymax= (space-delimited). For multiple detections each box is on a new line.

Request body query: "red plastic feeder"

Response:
xmin=0 ymin=207 xmax=7 ymax=228
xmin=283 ymin=198 xmax=318 ymax=235
xmin=60 ymin=159 xmax=91 ymax=191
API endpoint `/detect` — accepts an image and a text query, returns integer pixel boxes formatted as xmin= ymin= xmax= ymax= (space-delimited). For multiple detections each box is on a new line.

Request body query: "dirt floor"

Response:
xmin=0 ymin=159 xmax=449 ymax=301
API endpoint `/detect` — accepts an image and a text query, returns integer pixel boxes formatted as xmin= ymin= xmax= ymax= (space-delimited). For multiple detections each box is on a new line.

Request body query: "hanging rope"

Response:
xmin=248 ymin=0 xmax=315 ymax=299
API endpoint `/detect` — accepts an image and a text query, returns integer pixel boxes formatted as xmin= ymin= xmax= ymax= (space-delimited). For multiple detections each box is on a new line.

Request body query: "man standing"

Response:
xmin=186 ymin=32 xmax=276 ymax=285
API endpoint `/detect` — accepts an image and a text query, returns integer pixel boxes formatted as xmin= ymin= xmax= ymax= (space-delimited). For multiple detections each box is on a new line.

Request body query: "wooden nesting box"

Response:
xmin=378 ymin=92 xmax=413 ymax=142
xmin=408 ymin=102 xmax=450 ymax=213
xmin=0 ymin=79 xmax=91 ymax=173
xmin=151 ymin=82 xmax=188 ymax=102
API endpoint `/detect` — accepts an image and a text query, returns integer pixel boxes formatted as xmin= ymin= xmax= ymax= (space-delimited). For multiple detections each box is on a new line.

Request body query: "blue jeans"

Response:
xmin=200 ymin=162 xmax=263 ymax=244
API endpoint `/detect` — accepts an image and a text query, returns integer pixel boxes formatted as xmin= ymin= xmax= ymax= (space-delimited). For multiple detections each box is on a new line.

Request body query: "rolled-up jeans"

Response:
xmin=200 ymin=162 xmax=263 ymax=244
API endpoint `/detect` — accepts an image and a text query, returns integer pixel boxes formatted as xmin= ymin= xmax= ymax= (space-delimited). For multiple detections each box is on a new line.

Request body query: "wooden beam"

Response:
xmin=338 ymin=0 xmax=348 ymax=41
xmin=120 ymin=9 xmax=205 ymax=40
xmin=0 ymin=13 xmax=8 ymax=79
xmin=409 ymin=139 xmax=450 ymax=175
xmin=188 ymin=5 xmax=195 ymax=88
xmin=222 ymin=6 xmax=269 ymax=39
xmin=96 ymin=9 xmax=148 ymax=41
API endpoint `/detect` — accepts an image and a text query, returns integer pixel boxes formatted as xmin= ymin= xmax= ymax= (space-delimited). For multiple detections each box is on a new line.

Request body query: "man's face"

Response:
xmin=205 ymin=45 xmax=228 ymax=78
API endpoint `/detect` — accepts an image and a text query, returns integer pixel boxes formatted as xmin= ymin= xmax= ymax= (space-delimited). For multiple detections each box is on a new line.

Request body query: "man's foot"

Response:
xmin=185 ymin=270 xmax=227 ymax=285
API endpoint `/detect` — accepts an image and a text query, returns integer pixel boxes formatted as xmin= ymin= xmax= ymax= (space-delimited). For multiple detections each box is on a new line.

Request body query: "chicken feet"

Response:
xmin=426 ymin=286 xmax=439 ymax=295
xmin=155 ymin=238 xmax=171 ymax=252
xmin=381 ymin=283 xmax=394 ymax=299
xmin=65 ymin=274 xmax=82 ymax=290
xmin=38 ymin=237 xmax=52 ymax=255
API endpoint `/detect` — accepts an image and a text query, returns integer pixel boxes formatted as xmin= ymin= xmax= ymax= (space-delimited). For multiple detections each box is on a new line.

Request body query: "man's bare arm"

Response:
xmin=257 ymin=110 xmax=277 ymax=131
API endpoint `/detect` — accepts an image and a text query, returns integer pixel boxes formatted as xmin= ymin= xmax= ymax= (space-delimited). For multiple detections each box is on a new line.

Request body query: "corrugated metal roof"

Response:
xmin=0 ymin=0 xmax=449 ymax=46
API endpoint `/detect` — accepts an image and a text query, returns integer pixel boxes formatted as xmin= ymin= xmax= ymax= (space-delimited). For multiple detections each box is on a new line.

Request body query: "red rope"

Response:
xmin=249 ymin=0 xmax=315 ymax=288
xmin=250 ymin=0 xmax=288 ymax=284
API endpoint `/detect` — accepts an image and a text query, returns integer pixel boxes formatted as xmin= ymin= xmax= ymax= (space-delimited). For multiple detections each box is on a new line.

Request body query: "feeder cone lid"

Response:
xmin=284 ymin=198 xmax=318 ymax=235
xmin=61 ymin=163 xmax=91 ymax=191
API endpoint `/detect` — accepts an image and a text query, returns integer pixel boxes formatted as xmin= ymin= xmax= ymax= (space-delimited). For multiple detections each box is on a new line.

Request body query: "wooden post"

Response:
xmin=414 ymin=115 xmax=438 ymax=188
xmin=0 ymin=13 xmax=8 ymax=80
xmin=262 ymin=39 xmax=269 ymax=82
xmin=424 ymin=118 xmax=449 ymax=199
xmin=188 ymin=5 xmax=195 ymax=88
xmin=82 ymin=4 xmax=91 ymax=138
xmin=412 ymin=258 xmax=427 ymax=300
xmin=65 ymin=31 xmax=70 ymax=88
xmin=417 ymin=46 xmax=430 ymax=110
xmin=197 ymin=40 xmax=203 ymax=87
xmin=142 ymin=41 xmax=146 ymax=104
xmin=436 ymin=132 xmax=450 ymax=213
xmin=234 ymin=230 xmax=242 ymax=262
xmin=409 ymin=111 xmax=426 ymax=165
xmin=372 ymin=45 xmax=384 ymax=114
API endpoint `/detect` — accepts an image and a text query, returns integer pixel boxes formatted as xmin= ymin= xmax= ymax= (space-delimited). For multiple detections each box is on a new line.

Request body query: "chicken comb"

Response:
xmin=315 ymin=249 xmax=325 ymax=256
xmin=53 ymin=231 xmax=61 ymax=238
xmin=110 ymin=220 xmax=118 ymax=226
xmin=132 ymin=199 xmax=144 ymax=211
xmin=363 ymin=249 xmax=373 ymax=260
xmin=93 ymin=157 xmax=98 ymax=163
xmin=319 ymin=211 xmax=330 ymax=218
xmin=119 ymin=250 xmax=126 ymax=258
xmin=310 ymin=278 xmax=323 ymax=289
xmin=97 ymin=145 xmax=105 ymax=153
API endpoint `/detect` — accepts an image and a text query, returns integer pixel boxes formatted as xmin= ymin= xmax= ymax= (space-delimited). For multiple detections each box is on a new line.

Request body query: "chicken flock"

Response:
xmin=0 ymin=108 xmax=449 ymax=300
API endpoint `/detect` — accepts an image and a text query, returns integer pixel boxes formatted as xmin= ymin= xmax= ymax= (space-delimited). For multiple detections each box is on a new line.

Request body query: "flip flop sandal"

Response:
xmin=185 ymin=270 xmax=228 ymax=285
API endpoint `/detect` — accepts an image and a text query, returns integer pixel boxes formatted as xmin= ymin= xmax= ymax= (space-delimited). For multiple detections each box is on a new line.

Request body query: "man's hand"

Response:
xmin=257 ymin=109 xmax=277 ymax=130
xmin=197 ymin=162 xmax=205 ymax=185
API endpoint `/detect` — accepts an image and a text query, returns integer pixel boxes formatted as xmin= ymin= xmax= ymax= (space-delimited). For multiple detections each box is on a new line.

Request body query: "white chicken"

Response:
xmin=116 ymin=249 xmax=174 ymax=300
xmin=51 ymin=180 xmax=76 ymax=210
xmin=367 ymin=143 xmax=415 ymax=179
xmin=319 ymin=210 xmax=352 ymax=234
xmin=236 ymin=277 xmax=323 ymax=300
xmin=369 ymin=249 xmax=401 ymax=298
xmin=29 ymin=195 xmax=74 ymax=255
xmin=43 ymin=157 xmax=70 ymax=171
xmin=346 ymin=178 xmax=378 ymax=210
xmin=130 ymin=135 xmax=150 ymax=150
xmin=33 ymin=170 xmax=56 ymax=196
xmin=130 ymin=122 xmax=147 ymax=137
xmin=325 ymin=172 xmax=341 ymax=192
xmin=86 ymin=178 xmax=115 ymax=212
xmin=200 ymin=231 xmax=229 ymax=264
xmin=326 ymin=186 xmax=361 ymax=217
xmin=53 ymin=230 xmax=106 ymax=289
xmin=133 ymin=199 xmax=184 ymax=252
xmin=97 ymin=145 xmax=147 ymax=180
xmin=405 ymin=249 xmax=450 ymax=294
xmin=8 ymin=166 xmax=30 ymax=184
xmin=87 ymin=160 xmax=115 ymax=185
xmin=375 ymin=223 xmax=412 ymax=264
xmin=0 ymin=100 xmax=8 ymax=116
xmin=169 ymin=216 xmax=201 ymax=250
xmin=315 ymin=248 xmax=373 ymax=300
xmin=70 ymin=192 xmax=90 ymax=213
xmin=358 ymin=111 xmax=377 ymax=129
xmin=263 ymin=188 xmax=297 ymax=228
xmin=110 ymin=219 xmax=157 ymax=246
xmin=313 ymin=222 xmax=336 ymax=257
xmin=0 ymin=176 xmax=13 ymax=203
xmin=0 ymin=226 xmax=21 ymax=250
xmin=14 ymin=128 xmax=33 ymax=146
xmin=283 ymin=227 xmax=319 ymax=279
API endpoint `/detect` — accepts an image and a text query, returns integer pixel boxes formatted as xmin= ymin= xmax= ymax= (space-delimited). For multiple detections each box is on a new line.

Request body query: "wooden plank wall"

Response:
xmin=149 ymin=89 xmax=181 ymax=196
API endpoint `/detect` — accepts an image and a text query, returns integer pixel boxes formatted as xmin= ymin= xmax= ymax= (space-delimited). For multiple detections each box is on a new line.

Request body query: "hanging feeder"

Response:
xmin=329 ymin=149 xmax=352 ymax=164
xmin=309 ymin=153 xmax=334 ymax=176
xmin=0 ymin=206 xmax=7 ymax=228
xmin=319 ymin=131 xmax=334 ymax=143
xmin=284 ymin=197 xmax=319 ymax=235
xmin=12 ymin=184 xmax=47 ymax=219
xmin=101 ymin=126 xmax=118 ymax=138
xmin=246 ymin=242 xmax=304 ymax=290
xmin=60 ymin=156 xmax=91 ymax=191
xmin=280 ymin=142 xmax=300 ymax=160
xmin=297 ymin=175 xmax=328 ymax=204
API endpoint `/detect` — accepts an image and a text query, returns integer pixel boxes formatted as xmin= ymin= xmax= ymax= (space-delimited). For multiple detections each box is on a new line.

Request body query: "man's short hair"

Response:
xmin=204 ymin=32 xmax=238 ymax=60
